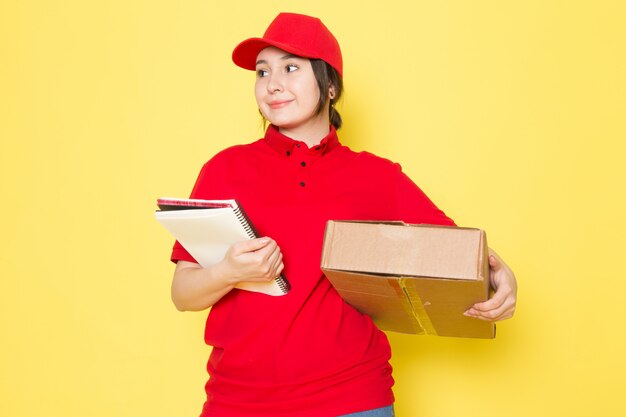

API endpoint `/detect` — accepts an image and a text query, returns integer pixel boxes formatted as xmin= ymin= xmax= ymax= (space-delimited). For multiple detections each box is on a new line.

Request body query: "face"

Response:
xmin=255 ymin=47 xmax=328 ymax=136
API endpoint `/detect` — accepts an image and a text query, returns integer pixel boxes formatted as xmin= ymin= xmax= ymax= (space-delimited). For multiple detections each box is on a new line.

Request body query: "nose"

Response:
xmin=266 ymin=72 xmax=283 ymax=94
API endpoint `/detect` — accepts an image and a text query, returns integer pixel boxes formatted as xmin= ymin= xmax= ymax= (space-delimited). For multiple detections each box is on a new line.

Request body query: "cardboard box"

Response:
xmin=321 ymin=221 xmax=495 ymax=339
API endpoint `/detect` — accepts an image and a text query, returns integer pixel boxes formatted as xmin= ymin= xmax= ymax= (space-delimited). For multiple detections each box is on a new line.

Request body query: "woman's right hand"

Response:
xmin=218 ymin=237 xmax=285 ymax=285
xmin=171 ymin=237 xmax=284 ymax=311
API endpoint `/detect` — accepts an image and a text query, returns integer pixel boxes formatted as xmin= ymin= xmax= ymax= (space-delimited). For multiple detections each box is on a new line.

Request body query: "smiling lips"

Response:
xmin=268 ymin=99 xmax=293 ymax=109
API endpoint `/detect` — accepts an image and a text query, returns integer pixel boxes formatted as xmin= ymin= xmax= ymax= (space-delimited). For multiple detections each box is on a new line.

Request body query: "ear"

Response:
xmin=328 ymin=85 xmax=336 ymax=100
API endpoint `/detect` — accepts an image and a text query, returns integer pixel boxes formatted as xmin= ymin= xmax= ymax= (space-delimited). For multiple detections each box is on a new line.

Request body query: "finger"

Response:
xmin=232 ymin=238 xmax=270 ymax=255
xmin=467 ymin=311 xmax=508 ymax=322
xmin=468 ymin=303 xmax=515 ymax=322
xmin=489 ymin=254 xmax=501 ymax=271
xmin=270 ymin=252 xmax=283 ymax=276
xmin=234 ymin=237 xmax=274 ymax=255
xmin=261 ymin=255 xmax=284 ymax=283
xmin=262 ymin=248 xmax=282 ymax=275
xmin=248 ymin=246 xmax=281 ymax=281
xmin=471 ymin=286 xmax=509 ymax=312
xmin=466 ymin=297 xmax=516 ymax=321
xmin=275 ymin=260 xmax=285 ymax=277
xmin=464 ymin=281 xmax=512 ymax=319
xmin=262 ymin=241 xmax=282 ymax=262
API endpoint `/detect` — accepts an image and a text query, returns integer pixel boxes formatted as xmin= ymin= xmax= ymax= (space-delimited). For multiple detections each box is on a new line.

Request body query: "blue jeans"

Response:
xmin=339 ymin=405 xmax=395 ymax=417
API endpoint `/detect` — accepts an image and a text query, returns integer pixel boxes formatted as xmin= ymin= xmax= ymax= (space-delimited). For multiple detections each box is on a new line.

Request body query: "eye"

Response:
xmin=256 ymin=69 xmax=269 ymax=78
xmin=286 ymin=64 xmax=299 ymax=73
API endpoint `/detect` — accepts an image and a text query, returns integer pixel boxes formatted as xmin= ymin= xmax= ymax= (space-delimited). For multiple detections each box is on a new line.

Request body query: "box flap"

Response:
xmin=324 ymin=270 xmax=426 ymax=334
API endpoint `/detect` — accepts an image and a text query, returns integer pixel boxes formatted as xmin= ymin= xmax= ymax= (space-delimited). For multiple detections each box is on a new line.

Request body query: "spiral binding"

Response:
xmin=233 ymin=202 xmax=291 ymax=294
xmin=233 ymin=206 xmax=257 ymax=239
xmin=276 ymin=276 xmax=291 ymax=293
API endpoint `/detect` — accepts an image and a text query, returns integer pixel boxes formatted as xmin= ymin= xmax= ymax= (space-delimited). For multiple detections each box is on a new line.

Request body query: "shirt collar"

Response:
xmin=264 ymin=124 xmax=340 ymax=157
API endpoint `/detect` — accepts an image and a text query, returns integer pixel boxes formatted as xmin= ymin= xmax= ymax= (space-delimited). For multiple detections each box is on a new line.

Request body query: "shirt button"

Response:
xmin=286 ymin=151 xmax=291 ymax=156
xmin=300 ymin=161 xmax=306 ymax=167
xmin=299 ymin=181 xmax=305 ymax=187
xmin=296 ymin=143 xmax=301 ymax=148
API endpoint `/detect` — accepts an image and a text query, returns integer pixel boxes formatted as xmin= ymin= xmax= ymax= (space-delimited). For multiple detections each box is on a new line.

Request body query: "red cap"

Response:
xmin=232 ymin=13 xmax=343 ymax=77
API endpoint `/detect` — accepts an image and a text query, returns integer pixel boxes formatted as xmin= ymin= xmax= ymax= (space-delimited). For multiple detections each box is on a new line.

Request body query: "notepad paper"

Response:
xmin=155 ymin=198 xmax=290 ymax=296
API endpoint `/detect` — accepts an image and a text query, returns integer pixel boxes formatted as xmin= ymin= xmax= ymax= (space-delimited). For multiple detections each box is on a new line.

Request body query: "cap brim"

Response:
xmin=232 ymin=37 xmax=321 ymax=71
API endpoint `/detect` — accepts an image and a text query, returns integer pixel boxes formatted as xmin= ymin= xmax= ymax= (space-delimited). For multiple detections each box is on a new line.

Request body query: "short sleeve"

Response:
xmin=393 ymin=163 xmax=456 ymax=226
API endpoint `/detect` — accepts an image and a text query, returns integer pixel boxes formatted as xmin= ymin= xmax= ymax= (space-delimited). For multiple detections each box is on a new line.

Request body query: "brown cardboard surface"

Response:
xmin=321 ymin=221 xmax=495 ymax=339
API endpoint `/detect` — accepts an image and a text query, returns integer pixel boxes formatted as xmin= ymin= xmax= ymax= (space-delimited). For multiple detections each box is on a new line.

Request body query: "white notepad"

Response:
xmin=155 ymin=198 xmax=290 ymax=296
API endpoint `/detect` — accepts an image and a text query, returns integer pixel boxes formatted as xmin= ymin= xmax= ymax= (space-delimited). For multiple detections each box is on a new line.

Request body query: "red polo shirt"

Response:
xmin=171 ymin=125 xmax=454 ymax=417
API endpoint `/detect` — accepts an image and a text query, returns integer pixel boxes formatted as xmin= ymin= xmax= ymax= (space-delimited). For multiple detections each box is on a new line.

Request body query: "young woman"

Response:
xmin=169 ymin=13 xmax=517 ymax=417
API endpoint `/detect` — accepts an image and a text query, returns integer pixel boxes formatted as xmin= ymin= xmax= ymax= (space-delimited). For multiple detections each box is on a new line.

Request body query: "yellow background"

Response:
xmin=1 ymin=1 xmax=625 ymax=416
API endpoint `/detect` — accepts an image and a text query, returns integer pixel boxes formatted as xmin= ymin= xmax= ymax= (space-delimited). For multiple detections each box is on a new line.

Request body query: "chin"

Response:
xmin=268 ymin=118 xmax=299 ymax=129
xmin=263 ymin=115 xmax=287 ymax=128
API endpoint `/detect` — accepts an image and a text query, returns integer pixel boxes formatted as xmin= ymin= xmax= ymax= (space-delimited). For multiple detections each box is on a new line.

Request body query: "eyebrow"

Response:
xmin=255 ymin=54 xmax=301 ymax=66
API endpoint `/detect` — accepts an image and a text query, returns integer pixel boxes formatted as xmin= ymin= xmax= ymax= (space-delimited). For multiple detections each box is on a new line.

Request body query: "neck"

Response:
xmin=277 ymin=114 xmax=331 ymax=147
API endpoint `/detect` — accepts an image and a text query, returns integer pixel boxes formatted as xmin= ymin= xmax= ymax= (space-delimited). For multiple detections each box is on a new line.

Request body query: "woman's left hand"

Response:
xmin=464 ymin=249 xmax=517 ymax=322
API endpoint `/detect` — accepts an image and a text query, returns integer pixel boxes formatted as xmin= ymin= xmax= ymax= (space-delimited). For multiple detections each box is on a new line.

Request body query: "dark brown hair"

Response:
xmin=310 ymin=59 xmax=343 ymax=129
